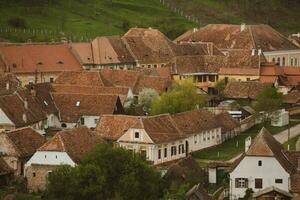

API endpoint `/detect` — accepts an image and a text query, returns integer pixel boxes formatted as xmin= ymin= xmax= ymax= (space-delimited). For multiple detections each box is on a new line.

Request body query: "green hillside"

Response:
xmin=0 ymin=0 xmax=299 ymax=42
xmin=0 ymin=0 xmax=195 ymax=42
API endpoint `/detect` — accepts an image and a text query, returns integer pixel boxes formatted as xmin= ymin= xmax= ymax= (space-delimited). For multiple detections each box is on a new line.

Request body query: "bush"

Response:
xmin=7 ymin=17 xmax=28 ymax=29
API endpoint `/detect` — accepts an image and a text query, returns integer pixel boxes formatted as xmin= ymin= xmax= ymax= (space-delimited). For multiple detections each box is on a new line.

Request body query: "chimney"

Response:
xmin=245 ymin=136 xmax=252 ymax=152
xmin=258 ymin=49 xmax=262 ymax=55
xmin=6 ymin=81 xmax=9 ymax=91
xmin=22 ymin=113 xmax=27 ymax=123
xmin=251 ymin=49 xmax=256 ymax=56
xmin=240 ymin=23 xmax=246 ymax=32
xmin=24 ymin=98 xmax=28 ymax=109
xmin=193 ymin=28 xmax=198 ymax=33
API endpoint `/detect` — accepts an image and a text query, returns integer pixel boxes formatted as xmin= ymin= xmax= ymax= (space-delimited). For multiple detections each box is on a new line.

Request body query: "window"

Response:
xmin=295 ymin=58 xmax=298 ymax=66
xmin=161 ymin=64 xmax=165 ymax=67
xmin=61 ymin=123 xmax=67 ymax=128
xmin=194 ymin=135 xmax=197 ymax=144
xmin=291 ymin=58 xmax=294 ymax=66
xmin=164 ymin=148 xmax=167 ymax=158
xmin=282 ymin=57 xmax=286 ymax=66
xmin=178 ymin=145 xmax=181 ymax=154
xmin=140 ymin=150 xmax=146 ymax=160
xmin=135 ymin=132 xmax=140 ymax=139
xmin=154 ymin=64 xmax=157 ymax=68
xmin=76 ymin=101 xmax=80 ymax=107
xmin=148 ymin=65 xmax=151 ymax=68
xmin=272 ymin=58 xmax=276 ymax=63
xmin=203 ymin=133 xmax=206 ymax=141
xmin=171 ymin=146 xmax=177 ymax=156
xmin=275 ymin=179 xmax=283 ymax=184
xmin=50 ymin=77 xmax=54 ymax=83
xmin=235 ymin=178 xmax=248 ymax=188
xmin=33 ymin=172 xmax=36 ymax=177
xmin=255 ymin=178 xmax=263 ymax=189
xmin=207 ymin=132 xmax=210 ymax=140
xmin=94 ymin=118 xmax=98 ymax=124
xmin=247 ymin=78 xmax=250 ymax=81
xmin=277 ymin=57 xmax=281 ymax=65
xmin=158 ymin=149 xmax=161 ymax=159
xmin=258 ymin=160 xmax=262 ymax=166
xmin=80 ymin=117 xmax=85 ymax=125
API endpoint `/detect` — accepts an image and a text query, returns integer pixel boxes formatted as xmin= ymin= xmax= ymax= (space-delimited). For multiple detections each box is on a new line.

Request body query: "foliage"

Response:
xmin=7 ymin=17 xmax=28 ymax=29
xmin=45 ymin=144 xmax=164 ymax=200
xmin=214 ymin=80 xmax=226 ymax=97
xmin=253 ymin=86 xmax=283 ymax=123
xmin=163 ymin=182 xmax=190 ymax=200
xmin=151 ymin=80 xmax=207 ymax=115
xmin=242 ymin=188 xmax=253 ymax=200
xmin=138 ymin=88 xmax=159 ymax=114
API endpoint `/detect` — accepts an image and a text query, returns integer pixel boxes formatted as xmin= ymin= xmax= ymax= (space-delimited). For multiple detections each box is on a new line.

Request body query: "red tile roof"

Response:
xmin=54 ymin=71 xmax=104 ymax=86
xmin=224 ymin=81 xmax=270 ymax=99
xmin=38 ymin=126 xmax=102 ymax=163
xmin=215 ymin=112 xmax=240 ymax=134
xmin=0 ymin=43 xmax=82 ymax=73
xmin=5 ymin=127 xmax=46 ymax=157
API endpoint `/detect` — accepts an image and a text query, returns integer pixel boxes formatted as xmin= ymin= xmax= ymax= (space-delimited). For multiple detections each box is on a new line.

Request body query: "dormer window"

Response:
xmin=37 ymin=62 xmax=43 ymax=65
xmin=57 ymin=61 xmax=64 ymax=64
xmin=76 ymin=101 xmax=80 ymax=107
xmin=135 ymin=132 xmax=139 ymax=139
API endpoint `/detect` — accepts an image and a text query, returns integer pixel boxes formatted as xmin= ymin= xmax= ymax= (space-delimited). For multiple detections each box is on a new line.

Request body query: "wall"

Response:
xmin=219 ymin=75 xmax=259 ymax=82
xmin=264 ymin=50 xmax=300 ymax=67
xmin=82 ymin=115 xmax=100 ymax=129
xmin=229 ymin=156 xmax=290 ymax=200
xmin=187 ymin=128 xmax=222 ymax=152
xmin=26 ymin=164 xmax=57 ymax=192
xmin=16 ymin=72 xmax=59 ymax=86
xmin=46 ymin=114 xmax=60 ymax=128
xmin=25 ymin=151 xmax=76 ymax=167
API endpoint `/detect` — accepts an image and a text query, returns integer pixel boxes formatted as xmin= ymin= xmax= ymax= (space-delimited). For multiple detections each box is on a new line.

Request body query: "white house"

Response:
xmin=229 ymin=128 xmax=300 ymax=199
xmin=24 ymin=126 xmax=102 ymax=192
xmin=96 ymin=114 xmax=187 ymax=165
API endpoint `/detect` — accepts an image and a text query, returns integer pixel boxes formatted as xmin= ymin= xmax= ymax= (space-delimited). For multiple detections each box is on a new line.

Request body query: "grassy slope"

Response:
xmin=165 ymin=0 xmax=300 ymax=34
xmin=0 ymin=0 xmax=195 ymax=42
xmin=1 ymin=0 xmax=299 ymax=42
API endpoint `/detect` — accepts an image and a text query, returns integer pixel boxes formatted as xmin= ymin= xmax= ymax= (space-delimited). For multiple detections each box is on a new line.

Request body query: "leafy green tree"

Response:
xmin=151 ymin=80 xmax=207 ymax=115
xmin=45 ymin=144 xmax=164 ymax=200
xmin=138 ymin=88 xmax=159 ymax=114
xmin=253 ymin=86 xmax=283 ymax=122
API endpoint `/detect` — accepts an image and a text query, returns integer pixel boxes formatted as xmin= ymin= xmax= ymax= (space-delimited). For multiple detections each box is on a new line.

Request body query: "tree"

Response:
xmin=253 ymin=86 xmax=283 ymax=123
xmin=151 ymin=80 xmax=207 ymax=115
xmin=45 ymin=144 xmax=164 ymax=200
xmin=138 ymin=88 xmax=159 ymax=114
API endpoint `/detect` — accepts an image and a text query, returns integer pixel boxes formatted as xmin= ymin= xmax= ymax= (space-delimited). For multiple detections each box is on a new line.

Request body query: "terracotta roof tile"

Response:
xmin=283 ymin=90 xmax=300 ymax=104
xmin=0 ymin=43 xmax=82 ymax=73
xmin=70 ymin=42 xmax=93 ymax=65
xmin=5 ymin=127 xmax=45 ymax=157
xmin=54 ymin=71 xmax=104 ymax=86
xmin=39 ymin=126 xmax=102 ymax=163
xmin=224 ymin=81 xmax=270 ymax=99
xmin=215 ymin=112 xmax=240 ymax=134
xmin=0 ymin=73 xmax=20 ymax=95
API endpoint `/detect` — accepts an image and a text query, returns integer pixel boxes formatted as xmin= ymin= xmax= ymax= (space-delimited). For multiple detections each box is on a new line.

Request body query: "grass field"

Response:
xmin=192 ymin=120 xmax=300 ymax=161
xmin=0 ymin=0 xmax=299 ymax=42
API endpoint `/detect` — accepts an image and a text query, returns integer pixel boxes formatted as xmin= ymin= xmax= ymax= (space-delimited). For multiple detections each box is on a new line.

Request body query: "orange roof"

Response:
xmin=0 ymin=43 xmax=82 ymax=73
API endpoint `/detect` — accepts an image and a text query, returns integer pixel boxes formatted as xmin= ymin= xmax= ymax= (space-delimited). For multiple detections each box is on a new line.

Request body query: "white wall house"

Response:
xmin=229 ymin=128 xmax=295 ymax=199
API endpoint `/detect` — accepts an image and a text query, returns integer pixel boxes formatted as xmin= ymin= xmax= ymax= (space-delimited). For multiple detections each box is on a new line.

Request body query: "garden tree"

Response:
xmin=253 ymin=86 xmax=283 ymax=123
xmin=151 ymin=80 xmax=207 ymax=115
xmin=138 ymin=88 xmax=159 ymax=114
xmin=45 ymin=144 xmax=164 ymax=200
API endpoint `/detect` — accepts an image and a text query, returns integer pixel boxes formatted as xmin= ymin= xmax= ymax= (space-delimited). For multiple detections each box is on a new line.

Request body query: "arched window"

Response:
xmin=282 ymin=57 xmax=286 ymax=66
xmin=272 ymin=58 xmax=276 ymax=63
xmin=295 ymin=58 xmax=298 ymax=67
xmin=291 ymin=58 xmax=294 ymax=66
xmin=277 ymin=57 xmax=281 ymax=65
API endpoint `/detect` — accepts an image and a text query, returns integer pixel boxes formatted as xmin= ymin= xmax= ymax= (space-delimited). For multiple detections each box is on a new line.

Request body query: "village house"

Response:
xmin=71 ymin=36 xmax=136 ymax=70
xmin=52 ymin=93 xmax=124 ymax=129
xmin=215 ymin=112 xmax=240 ymax=142
xmin=229 ymin=128 xmax=300 ymax=199
xmin=175 ymin=24 xmax=300 ymax=67
xmin=171 ymin=109 xmax=222 ymax=152
xmin=0 ymin=89 xmax=47 ymax=131
xmin=0 ymin=43 xmax=82 ymax=85
xmin=260 ymin=65 xmax=300 ymax=94
xmin=96 ymin=114 xmax=187 ymax=165
xmin=0 ymin=127 xmax=45 ymax=176
xmin=25 ymin=126 xmax=102 ymax=192
xmin=283 ymin=90 xmax=300 ymax=107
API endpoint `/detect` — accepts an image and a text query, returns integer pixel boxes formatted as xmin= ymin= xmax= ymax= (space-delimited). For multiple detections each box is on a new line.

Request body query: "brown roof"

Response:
xmin=133 ymin=75 xmax=170 ymax=94
xmin=230 ymin=128 xmax=294 ymax=174
xmin=171 ymin=109 xmax=219 ymax=135
xmin=215 ymin=112 xmax=240 ymax=134
xmin=123 ymin=28 xmax=176 ymax=64
xmin=96 ymin=114 xmax=186 ymax=144
xmin=99 ymin=69 xmax=140 ymax=88
xmin=0 ymin=43 xmax=82 ymax=73
xmin=70 ymin=42 xmax=93 ymax=65
xmin=25 ymin=83 xmax=58 ymax=115
xmin=5 ymin=127 xmax=45 ymax=157
xmin=224 ymin=81 xmax=270 ymax=99
xmin=283 ymin=90 xmax=300 ymax=104
xmin=174 ymin=42 xmax=224 ymax=57
xmin=176 ymin=24 xmax=298 ymax=51
xmin=246 ymin=128 xmax=294 ymax=173
xmin=0 ymin=73 xmax=20 ymax=95
xmin=168 ymin=55 xmax=225 ymax=75
xmin=0 ymin=157 xmax=13 ymax=175
xmin=52 ymin=93 xmax=123 ymax=123
xmin=0 ymin=91 xmax=47 ymax=128
xmin=260 ymin=66 xmax=300 ymax=86
xmin=39 ymin=126 xmax=102 ymax=163
xmin=54 ymin=71 xmax=104 ymax=86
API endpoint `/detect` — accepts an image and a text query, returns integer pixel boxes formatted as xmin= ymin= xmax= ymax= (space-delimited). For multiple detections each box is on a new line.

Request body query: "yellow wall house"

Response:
xmin=0 ymin=43 xmax=82 ymax=86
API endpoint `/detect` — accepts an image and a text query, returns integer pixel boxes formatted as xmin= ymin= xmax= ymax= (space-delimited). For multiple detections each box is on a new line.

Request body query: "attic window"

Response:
xmin=37 ymin=62 xmax=43 ymax=65
xmin=87 ymin=57 xmax=91 ymax=60
xmin=76 ymin=101 xmax=80 ymax=107
xmin=44 ymin=101 xmax=48 ymax=106
xmin=57 ymin=61 xmax=64 ymax=64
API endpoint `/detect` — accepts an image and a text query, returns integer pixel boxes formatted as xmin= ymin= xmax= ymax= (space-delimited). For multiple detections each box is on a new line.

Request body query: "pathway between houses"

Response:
xmin=228 ymin=123 xmax=300 ymax=162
